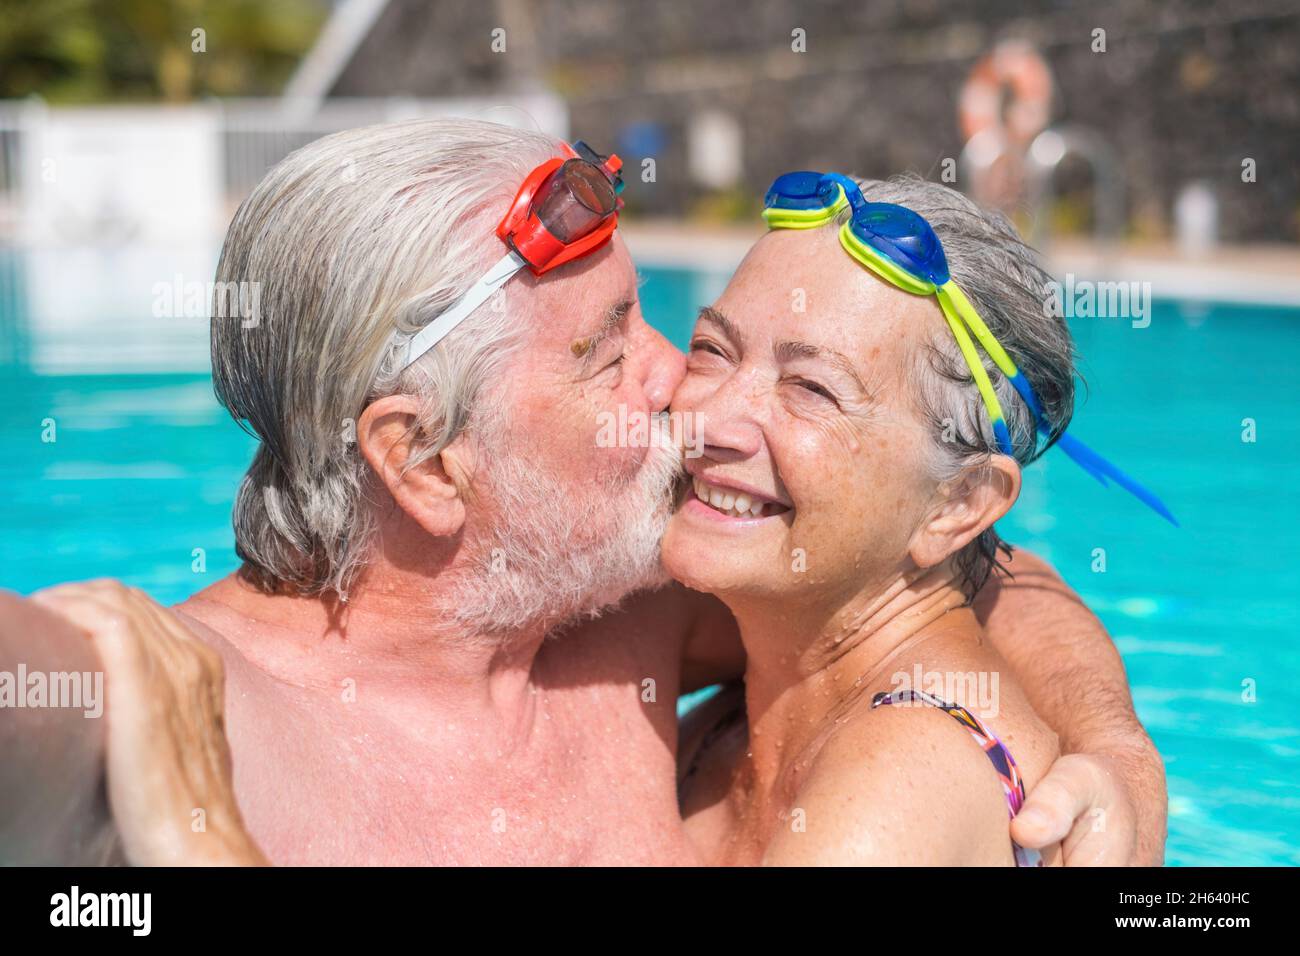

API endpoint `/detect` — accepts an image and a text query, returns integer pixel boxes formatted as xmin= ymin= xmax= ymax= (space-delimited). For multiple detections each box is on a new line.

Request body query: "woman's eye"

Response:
xmin=792 ymin=379 xmax=836 ymax=403
xmin=689 ymin=339 xmax=729 ymax=361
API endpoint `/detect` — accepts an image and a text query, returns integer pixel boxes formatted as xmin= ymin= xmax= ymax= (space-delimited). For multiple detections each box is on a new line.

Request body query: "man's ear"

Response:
xmin=357 ymin=395 xmax=472 ymax=538
xmin=909 ymin=456 xmax=1021 ymax=570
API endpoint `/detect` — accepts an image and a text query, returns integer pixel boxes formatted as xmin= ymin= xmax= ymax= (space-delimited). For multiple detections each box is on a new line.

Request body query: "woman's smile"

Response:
xmin=683 ymin=473 xmax=793 ymax=526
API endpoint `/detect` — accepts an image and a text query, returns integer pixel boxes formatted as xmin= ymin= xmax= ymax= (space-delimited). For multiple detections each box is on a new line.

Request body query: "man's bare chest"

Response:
xmin=224 ymin=672 xmax=694 ymax=865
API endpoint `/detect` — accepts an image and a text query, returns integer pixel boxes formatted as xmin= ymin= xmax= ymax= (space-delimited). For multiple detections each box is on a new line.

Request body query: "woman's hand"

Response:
xmin=31 ymin=580 xmax=267 ymax=866
xmin=1011 ymin=748 xmax=1164 ymax=865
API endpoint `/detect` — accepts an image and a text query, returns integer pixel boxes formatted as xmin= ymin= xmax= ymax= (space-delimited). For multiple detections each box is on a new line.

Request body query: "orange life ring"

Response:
xmin=959 ymin=41 xmax=1053 ymax=146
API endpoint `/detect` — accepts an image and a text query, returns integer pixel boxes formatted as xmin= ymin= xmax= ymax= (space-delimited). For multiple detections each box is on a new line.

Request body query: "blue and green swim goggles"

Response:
xmin=763 ymin=170 xmax=1177 ymax=526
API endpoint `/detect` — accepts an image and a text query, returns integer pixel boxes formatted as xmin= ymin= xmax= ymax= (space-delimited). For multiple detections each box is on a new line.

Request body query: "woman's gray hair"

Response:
xmin=841 ymin=174 xmax=1075 ymax=597
xmin=211 ymin=118 xmax=562 ymax=599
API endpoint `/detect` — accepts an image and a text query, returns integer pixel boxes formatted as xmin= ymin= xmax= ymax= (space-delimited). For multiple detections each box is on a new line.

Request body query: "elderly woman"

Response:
xmin=669 ymin=172 xmax=1169 ymax=865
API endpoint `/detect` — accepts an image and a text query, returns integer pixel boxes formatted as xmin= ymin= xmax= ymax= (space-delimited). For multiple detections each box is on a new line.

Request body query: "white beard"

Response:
xmin=444 ymin=414 xmax=684 ymax=638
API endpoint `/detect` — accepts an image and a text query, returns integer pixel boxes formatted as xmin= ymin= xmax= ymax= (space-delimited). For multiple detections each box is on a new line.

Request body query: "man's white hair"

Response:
xmin=212 ymin=118 xmax=563 ymax=599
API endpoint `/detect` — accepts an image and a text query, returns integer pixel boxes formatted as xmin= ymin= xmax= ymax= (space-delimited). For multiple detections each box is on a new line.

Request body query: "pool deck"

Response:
xmin=623 ymin=221 xmax=1300 ymax=308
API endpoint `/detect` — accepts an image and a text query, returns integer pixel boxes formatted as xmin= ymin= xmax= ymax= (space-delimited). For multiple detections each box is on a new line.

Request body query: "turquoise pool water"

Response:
xmin=1 ymin=260 xmax=1297 ymax=866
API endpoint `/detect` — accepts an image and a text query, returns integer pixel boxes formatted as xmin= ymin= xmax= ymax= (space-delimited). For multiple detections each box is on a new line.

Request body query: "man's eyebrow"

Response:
xmin=774 ymin=339 xmax=870 ymax=393
xmin=571 ymin=297 xmax=633 ymax=361
xmin=696 ymin=305 xmax=742 ymax=343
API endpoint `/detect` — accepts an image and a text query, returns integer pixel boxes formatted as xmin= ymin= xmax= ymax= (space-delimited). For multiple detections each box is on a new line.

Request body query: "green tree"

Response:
xmin=0 ymin=0 xmax=326 ymax=102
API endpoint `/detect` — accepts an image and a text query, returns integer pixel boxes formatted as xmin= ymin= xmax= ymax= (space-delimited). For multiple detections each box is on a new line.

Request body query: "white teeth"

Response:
xmin=694 ymin=480 xmax=771 ymax=518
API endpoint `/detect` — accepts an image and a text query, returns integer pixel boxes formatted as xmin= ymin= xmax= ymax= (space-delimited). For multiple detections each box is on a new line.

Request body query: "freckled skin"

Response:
xmin=667 ymin=227 xmax=1060 ymax=866
xmin=17 ymin=221 xmax=1138 ymax=865
xmin=662 ymin=227 xmax=941 ymax=605
xmin=153 ymin=235 xmax=719 ymax=865
xmin=500 ymin=241 xmax=670 ymax=498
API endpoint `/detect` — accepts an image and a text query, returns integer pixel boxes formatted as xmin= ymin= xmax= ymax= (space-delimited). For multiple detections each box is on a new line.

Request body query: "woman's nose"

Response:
xmin=693 ymin=372 xmax=766 ymax=462
xmin=698 ymin=417 xmax=765 ymax=463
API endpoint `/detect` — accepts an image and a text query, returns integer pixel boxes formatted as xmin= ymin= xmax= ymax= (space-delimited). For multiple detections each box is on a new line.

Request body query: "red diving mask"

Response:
xmin=403 ymin=141 xmax=624 ymax=367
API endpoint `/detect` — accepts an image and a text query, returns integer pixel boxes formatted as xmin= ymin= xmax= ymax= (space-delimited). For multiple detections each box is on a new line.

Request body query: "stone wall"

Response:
xmin=331 ymin=0 xmax=1300 ymax=242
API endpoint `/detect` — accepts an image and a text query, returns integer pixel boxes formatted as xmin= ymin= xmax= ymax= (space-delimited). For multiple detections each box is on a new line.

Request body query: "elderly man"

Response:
xmin=2 ymin=119 xmax=1164 ymax=865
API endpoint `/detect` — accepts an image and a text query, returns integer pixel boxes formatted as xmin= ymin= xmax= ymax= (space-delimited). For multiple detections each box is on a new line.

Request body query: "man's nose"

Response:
xmin=639 ymin=323 xmax=686 ymax=414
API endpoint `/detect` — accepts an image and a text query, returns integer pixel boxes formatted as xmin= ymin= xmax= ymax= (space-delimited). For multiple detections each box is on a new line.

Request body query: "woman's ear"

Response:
xmin=357 ymin=395 xmax=472 ymax=538
xmin=909 ymin=456 xmax=1021 ymax=569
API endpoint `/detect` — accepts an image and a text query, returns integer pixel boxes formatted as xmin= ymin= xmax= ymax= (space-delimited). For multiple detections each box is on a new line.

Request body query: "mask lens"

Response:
xmin=535 ymin=159 xmax=616 ymax=242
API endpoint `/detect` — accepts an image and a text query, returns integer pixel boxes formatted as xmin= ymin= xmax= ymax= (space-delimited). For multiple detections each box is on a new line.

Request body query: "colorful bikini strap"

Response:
xmin=763 ymin=171 xmax=1178 ymax=527
xmin=872 ymin=689 xmax=1043 ymax=867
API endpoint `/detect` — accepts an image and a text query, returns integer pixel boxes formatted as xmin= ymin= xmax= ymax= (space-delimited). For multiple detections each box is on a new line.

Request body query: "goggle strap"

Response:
xmin=403 ymin=250 xmax=526 ymax=368
xmin=1054 ymin=432 xmax=1180 ymax=526
xmin=939 ymin=283 xmax=1177 ymax=523
xmin=936 ymin=291 xmax=1014 ymax=454
xmin=939 ymin=281 xmax=1046 ymax=421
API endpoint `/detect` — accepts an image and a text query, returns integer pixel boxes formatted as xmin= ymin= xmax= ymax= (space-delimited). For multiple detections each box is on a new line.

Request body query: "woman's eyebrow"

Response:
xmin=773 ymin=339 xmax=869 ymax=392
xmin=696 ymin=305 xmax=742 ymax=343
xmin=571 ymin=297 xmax=633 ymax=361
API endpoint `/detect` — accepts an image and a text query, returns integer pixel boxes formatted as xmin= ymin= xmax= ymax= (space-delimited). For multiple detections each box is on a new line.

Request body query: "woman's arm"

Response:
xmin=11 ymin=581 xmax=266 ymax=865
xmin=972 ymin=548 xmax=1167 ymax=865
xmin=0 ymin=591 xmax=120 ymax=864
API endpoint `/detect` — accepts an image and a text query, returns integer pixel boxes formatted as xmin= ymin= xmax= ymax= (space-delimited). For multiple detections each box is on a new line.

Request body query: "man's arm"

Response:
xmin=973 ymin=547 xmax=1167 ymax=865
xmin=678 ymin=587 xmax=744 ymax=694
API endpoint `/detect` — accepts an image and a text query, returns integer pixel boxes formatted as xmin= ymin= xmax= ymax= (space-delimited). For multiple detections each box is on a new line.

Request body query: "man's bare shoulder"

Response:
xmin=170 ymin=576 xmax=285 ymax=694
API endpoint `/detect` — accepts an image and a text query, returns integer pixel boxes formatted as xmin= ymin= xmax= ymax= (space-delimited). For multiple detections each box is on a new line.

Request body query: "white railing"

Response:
xmin=0 ymin=94 xmax=568 ymax=240
xmin=0 ymin=99 xmax=41 ymax=229
xmin=0 ymin=94 xmax=569 ymax=374
xmin=215 ymin=94 xmax=567 ymax=202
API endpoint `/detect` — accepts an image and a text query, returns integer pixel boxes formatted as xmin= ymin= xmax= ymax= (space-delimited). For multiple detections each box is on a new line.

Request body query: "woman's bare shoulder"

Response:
xmin=880 ymin=624 xmax=1059 ymax=783
xmin=764 ymin=696 xmax=1015 ymax=865
xmin=764 ymin=632 xmax=1059 ymax=866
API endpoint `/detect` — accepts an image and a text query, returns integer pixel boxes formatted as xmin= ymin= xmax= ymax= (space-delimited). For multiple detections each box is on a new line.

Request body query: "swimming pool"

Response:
xmin=1 ymin=258 xmax=1297 ymax=866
